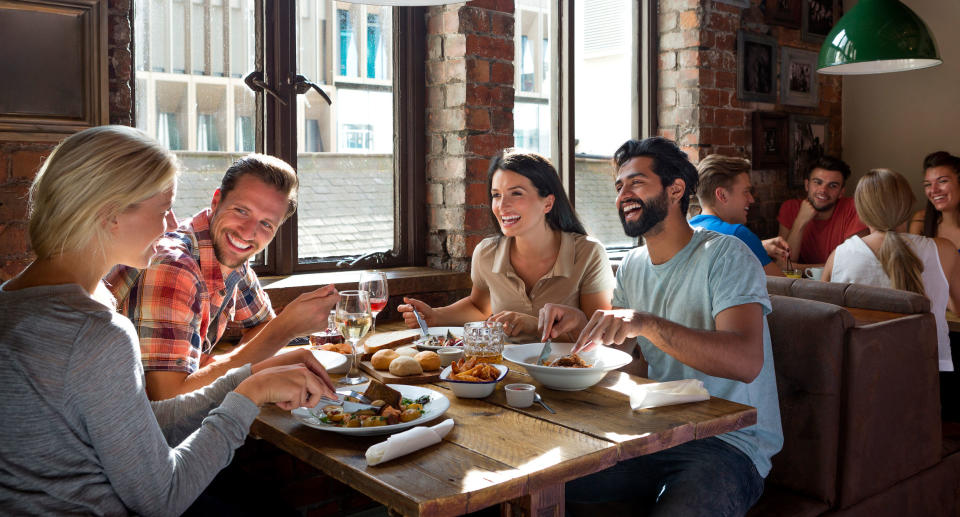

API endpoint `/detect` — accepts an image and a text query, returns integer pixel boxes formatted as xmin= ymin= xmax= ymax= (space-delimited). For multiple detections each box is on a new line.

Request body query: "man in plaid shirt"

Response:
xmin=107 ymin=154 xmax=339 ymax=400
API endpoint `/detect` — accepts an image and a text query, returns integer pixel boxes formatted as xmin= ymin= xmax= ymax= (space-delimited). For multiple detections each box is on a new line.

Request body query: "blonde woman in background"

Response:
xmin=0 ymin=126 xmax=335 ymax=516
xmin=823 ymin=168 xmax=960 ymax=373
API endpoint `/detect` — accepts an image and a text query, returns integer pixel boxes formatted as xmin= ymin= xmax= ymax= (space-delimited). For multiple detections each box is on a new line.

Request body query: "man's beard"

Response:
xmin=808 ymin=195 xmax=837 ymax=213
xmin=619 ymin=190 xmax=669 ymax=238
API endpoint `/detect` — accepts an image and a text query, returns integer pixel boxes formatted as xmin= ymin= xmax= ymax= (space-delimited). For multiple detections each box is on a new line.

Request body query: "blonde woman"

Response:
xmin=823 ymin=168 xmax=960 ymax=372
xmin=0 ymin=126 xmax=335 ymax=515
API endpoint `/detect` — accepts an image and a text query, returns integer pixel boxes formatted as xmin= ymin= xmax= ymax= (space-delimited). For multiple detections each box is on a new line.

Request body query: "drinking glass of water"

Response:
xmin=335 ymin=290 xmax=372 ymax=385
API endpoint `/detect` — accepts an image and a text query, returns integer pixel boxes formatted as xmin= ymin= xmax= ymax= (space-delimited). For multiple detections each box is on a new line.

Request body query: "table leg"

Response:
xmin=501 ymin=483 xmax=564 ymax=517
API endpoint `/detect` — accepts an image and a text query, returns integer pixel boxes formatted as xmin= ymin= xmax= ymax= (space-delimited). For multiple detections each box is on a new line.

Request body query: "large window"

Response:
xmin=134 ymin=0 xmax=424 ymax=274
xmin=513 ymin=0 xmax=653 ymax=250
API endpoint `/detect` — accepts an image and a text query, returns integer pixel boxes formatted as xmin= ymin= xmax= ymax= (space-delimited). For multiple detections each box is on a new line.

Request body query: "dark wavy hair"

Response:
xmin=921 ymin=151 xmax=960 ymax=238
xmin=613 ymin=137 xmax=698 ymax=216
xmin=220 ymin=153 xmax=299 ymax=222
xmin=806 ymin=155 xmax=852 ymax=182
xmin=487 ymin=149 xmax=587 ymax=235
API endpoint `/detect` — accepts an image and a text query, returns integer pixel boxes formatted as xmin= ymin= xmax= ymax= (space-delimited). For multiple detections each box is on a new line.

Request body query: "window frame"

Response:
xmin=257 ymin=0 xmax=425 ymax=276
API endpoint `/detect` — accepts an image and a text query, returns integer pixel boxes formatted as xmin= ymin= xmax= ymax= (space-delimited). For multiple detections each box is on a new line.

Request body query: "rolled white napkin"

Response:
xmin=365 ymin=418 xmax=454 ymax=466
xmin=630 ymin=379 xmax=709 ymax=410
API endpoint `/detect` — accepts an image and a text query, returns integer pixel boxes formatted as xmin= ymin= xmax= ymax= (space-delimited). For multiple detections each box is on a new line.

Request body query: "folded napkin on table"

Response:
xmin=630 ymin=379 xmax=709 ymax=410
xmin=365 ymin=418 xmax=454 ymax=466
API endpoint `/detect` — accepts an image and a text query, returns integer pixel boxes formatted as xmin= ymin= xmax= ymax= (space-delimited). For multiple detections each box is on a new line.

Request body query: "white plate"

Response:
xmin=278 ymin=346 xmax=349 ymax=374
xmin=291 ymin=384 xmax=451 ymax=436
xmin=415 ymin=326 xmax=465 ymax=351
xmin=503 ymin=342 xmax=633 ymax=391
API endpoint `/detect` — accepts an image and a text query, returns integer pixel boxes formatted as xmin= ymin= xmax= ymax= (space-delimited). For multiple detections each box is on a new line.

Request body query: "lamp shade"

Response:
xmin=818 ymin=0 xmax=941 ymax=75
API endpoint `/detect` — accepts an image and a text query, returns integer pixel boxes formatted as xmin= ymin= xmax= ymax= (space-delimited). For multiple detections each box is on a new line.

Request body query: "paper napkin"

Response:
xmin=630 ymin=379 xmax=709 ymax=410
xmin=365 ymin=418 xmax=454 ymax=466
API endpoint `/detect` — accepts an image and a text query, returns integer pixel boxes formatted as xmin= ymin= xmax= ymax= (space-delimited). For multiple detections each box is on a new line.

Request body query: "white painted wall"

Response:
xmin=841 ymin=0 xmax=960 ymax=208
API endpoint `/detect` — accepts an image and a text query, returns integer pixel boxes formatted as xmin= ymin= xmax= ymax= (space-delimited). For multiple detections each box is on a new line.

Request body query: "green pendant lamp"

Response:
xmin=818 ymin=0 xmax=941 ymax=75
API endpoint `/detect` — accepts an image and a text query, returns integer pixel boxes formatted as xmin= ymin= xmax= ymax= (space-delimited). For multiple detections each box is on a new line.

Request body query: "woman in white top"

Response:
xmin=824 ymin=168 xmax=960 ymax=372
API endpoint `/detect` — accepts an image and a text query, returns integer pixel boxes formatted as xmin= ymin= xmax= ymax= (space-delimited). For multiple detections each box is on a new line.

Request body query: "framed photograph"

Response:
xmin=752 ymin=112 xmax=789 ymax=169
xmin=789 ymin=115 xmax=829 ymax=187
xmin=781 ymin=47 xmax=819 ymax=107
xmin=765 ymin=0 xmax=802 ymax=29
xmin=801 ymin=0 xmax=838 ymax=43
xmin=737 ymin=32 xmax=778 ymax=104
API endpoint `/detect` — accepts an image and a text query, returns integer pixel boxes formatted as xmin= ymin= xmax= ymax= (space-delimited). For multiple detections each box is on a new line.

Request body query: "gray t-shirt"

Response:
xmin=613 ymin=229 xmax=783 ymax=477
xmin=0 ymin=282 xmax=260 ymax=516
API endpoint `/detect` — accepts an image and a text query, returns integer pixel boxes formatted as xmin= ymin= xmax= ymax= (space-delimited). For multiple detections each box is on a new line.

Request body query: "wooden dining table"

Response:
xmin=251 ymin=323 xmax=758 ymax=516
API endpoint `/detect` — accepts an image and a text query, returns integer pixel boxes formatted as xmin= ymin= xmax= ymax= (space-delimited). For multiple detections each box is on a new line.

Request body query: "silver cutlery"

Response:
xmin=534 ymin=393 xmax=555 ymax=413
xmin=537 ymin=338 xmax=552 ymax=365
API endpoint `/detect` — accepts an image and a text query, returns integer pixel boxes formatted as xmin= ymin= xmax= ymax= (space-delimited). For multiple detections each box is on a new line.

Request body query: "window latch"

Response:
xmin=243 ymin=71 xmax=287 ymax=106
xmin=293 ymin=75 xmax=333 ymax=105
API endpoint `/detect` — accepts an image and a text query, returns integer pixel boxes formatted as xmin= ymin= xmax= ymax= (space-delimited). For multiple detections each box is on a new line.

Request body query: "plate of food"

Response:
xmin=502 ymin=342 xmax=632 ymax=391
xmin=415 ymin=327 xmax=464 ymax=350
xmin=291 ymin=383 xmax=450 ymax=436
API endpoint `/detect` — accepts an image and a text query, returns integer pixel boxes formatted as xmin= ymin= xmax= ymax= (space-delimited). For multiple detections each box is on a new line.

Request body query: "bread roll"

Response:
xmin=389 ymin=355 xmax=423 ymax=377
xmin=395 ymin=346 xmax=418 ymax=358
xmin=371 ymin=349 xmax=399 ymax=370
xmin=415 ymin=350 xmax=441 ymax=371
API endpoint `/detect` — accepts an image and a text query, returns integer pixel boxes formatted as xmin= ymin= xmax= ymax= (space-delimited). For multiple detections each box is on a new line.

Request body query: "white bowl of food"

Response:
xmin=439 ymin=362 xmax=508 ymax=398
xmin=502 ymin=342 xmax=632 ymax=391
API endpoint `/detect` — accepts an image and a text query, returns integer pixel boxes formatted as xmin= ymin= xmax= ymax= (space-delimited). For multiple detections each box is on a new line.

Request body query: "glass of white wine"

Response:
xmin=335 ymin=290 xmax=372 ymax=385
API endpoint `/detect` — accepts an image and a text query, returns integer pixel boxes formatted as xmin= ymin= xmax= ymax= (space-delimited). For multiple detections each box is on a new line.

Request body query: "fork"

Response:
xmin=537 ymin=338 xmax=552 ymax=365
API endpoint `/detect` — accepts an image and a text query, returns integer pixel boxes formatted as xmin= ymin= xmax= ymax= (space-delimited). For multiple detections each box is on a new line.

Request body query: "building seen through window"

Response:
xmin=134 ymin=0 xmax=398 ymax=269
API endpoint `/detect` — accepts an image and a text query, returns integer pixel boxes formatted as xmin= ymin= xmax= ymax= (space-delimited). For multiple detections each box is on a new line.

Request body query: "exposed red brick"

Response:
xmin=717 ymin=108 xmax=745 ymax=127
xmin=0 ymin=257 xmax=32 ymax=282
xmin=0 ymin=185 xmax=29 ymax=222
xmin=465 ymin=34 xmax=513 ymax=61
xmin=706 ymin=11 xmax=737 ymax=33
xmin=466 ymin=58 xmax=490 ymax=83
xmin=466 ymin=157 xmax=490 ymax=181
xmin=464 ymin=206 xmax=493 ymax=231
xmin=466 ymin=233 xmax=488 ymax=255
xmin=0 ymin=223 xmax=28 ymax=256
xmin=459 ymin=7 xmax=491 ymax=32
xmin=465 ymin=84 xmax=514 ymax=106
xmin=715 ymin=70 xmax=736 ymax=89
xmin=714 ymin=32 xmax=736 ymax=50
xmin=466 ymin=181 xmax=489 ymax=205
xmin=11 ymin=151 xmax=46 ymax=180
xmin=465 ymin=107 xmax=491 ymax=131
xmin=713 ymin=1 xmax=743 ymax=15
xmin=491 ymin=109 xmax=513 ymax=133
xmin=730 ymin=128 xmax=750 ymax=146
xmin=490 ymin=61 xmax=513 ymax=85
xmin=489 ymin=12 xmax=514 ymax=38
xmin=465 ymin=133 xmax=512 ymax=156
xmin=700 ymin=88 xmax=721 ymax=107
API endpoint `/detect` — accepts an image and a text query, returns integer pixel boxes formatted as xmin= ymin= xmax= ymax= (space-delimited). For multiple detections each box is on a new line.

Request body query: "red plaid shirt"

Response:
xmin=106 ymin=209 xmax=274 ymax=373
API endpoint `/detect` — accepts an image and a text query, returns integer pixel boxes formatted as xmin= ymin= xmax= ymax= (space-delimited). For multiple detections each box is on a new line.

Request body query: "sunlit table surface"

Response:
xmin=252 ymin=321 xmax=757 ymax=517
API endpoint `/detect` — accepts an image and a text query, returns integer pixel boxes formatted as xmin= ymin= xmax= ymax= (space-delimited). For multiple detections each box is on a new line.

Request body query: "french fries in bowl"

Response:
xmin=440 ymin=357 xmax=508 ymax=398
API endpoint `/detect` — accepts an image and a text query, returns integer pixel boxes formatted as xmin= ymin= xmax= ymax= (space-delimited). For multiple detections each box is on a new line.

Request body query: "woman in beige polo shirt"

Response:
xmin=399 ymin=149 xmax=615 ymax=342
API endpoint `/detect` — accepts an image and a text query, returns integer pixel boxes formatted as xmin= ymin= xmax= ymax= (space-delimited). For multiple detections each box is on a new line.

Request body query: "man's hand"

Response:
xmin=538 ymin=303 xmax=588 ymax=342
xmin=573 ymin=309 xmax=644 ymax=354
xmin=234 ymin=364 xmax=337 ymax=410
xmin=795 ymin=199 xmax=818 ymax=227
xmin=275 ymin=285 xmax=339 ymax=337
xmin=252 ymin=348 xmax=336 ymax=393
xmin=397 ymin=297 xmax=436 ymax=328
xmin=761 ymin=236 xmax=790 ymax=261
xmin=489 ymin=311 xmax=537 ymax=337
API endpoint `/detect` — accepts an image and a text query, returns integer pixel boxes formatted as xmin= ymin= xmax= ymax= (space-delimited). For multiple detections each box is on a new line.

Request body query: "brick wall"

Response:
xmin=424 ymin=0 xmax=515 ymax=271
xmin=659 ymin=0 xmax=842 ymax=239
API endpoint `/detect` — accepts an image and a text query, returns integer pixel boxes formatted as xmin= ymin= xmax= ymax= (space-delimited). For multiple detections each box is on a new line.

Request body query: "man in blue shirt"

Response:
xmin=690 ymin=154 xmax=788 ymax=276
xmin=541 ymin=137 xmax=783 ymax=516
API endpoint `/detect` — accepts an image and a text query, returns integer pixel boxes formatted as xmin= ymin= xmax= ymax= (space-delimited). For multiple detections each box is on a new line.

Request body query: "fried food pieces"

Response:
xmin=449 ymin=357 xmax=501 ymax=381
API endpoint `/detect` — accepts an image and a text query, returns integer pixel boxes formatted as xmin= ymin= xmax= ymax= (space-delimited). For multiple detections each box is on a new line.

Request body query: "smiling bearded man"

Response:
xmin=106 ymin=154 xmax=340 ymax=400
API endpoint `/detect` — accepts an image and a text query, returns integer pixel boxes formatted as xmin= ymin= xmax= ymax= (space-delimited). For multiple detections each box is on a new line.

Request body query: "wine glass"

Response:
xmin=335 ymin=290 xmax=372 ymax=385
xmin=359 ymin=270 xmax=389 ymax=333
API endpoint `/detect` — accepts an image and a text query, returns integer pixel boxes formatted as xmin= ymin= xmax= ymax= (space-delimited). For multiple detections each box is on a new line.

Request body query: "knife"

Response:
xmin=537 ymin=338 xmax=552 ymax=365
xmin=413 ymin=309 xmax=430 ymax=339
xmin=316 ymin=393 xmax=379 ymax=413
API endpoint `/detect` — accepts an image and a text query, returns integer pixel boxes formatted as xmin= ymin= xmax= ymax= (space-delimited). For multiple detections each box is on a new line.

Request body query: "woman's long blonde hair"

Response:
xmin=28 ymin=126 xmax=178 ymax=259
xmin=854 ymin=168 xmax=925 ymax=296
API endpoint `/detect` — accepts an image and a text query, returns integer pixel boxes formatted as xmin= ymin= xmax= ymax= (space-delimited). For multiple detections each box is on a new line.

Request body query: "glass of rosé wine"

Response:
xmin=359 ymin=270 xmax=388 ymax=333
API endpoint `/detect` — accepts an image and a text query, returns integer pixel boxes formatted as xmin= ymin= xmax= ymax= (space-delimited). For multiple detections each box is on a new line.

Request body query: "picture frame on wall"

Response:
xmin=764 ymin=0 xmax=802 ymax=29
xmin=752 ymin=112 xmax=789 ymax=169
xmin=789 ymin=115 xmax=829 ymax=187
xmin=737 ymin=31 xmax=778 ymax=104
xmin=716 ymin=0 xmax=751 ymax=8
xmin=781 ymin=47 xmax=819 ymax=107
xmin=801 ymin=0 xmax=838 ymax=43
